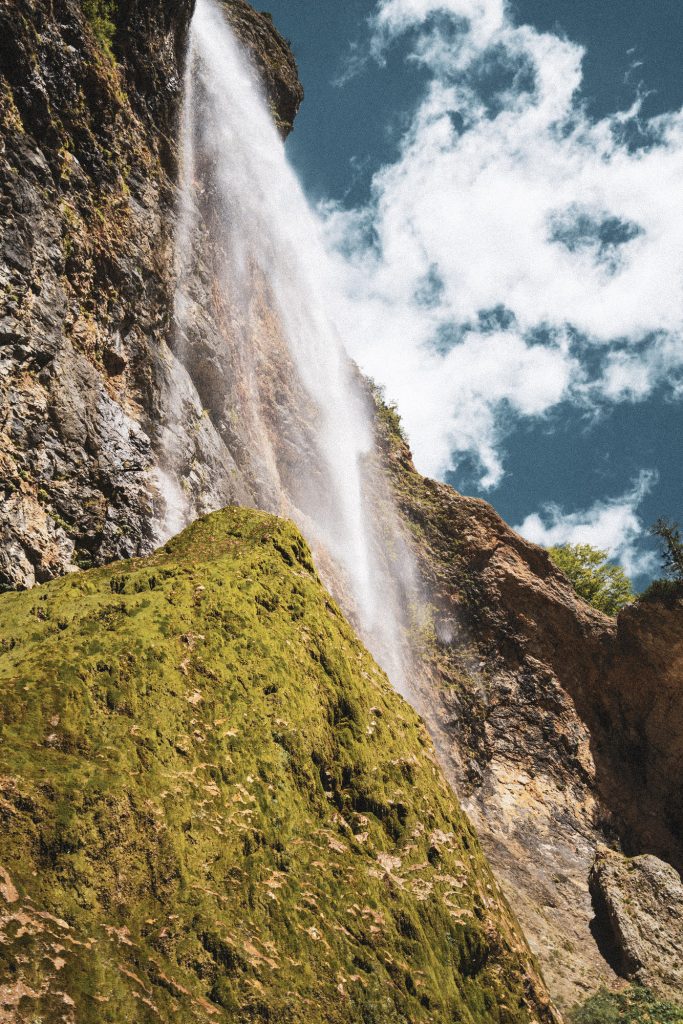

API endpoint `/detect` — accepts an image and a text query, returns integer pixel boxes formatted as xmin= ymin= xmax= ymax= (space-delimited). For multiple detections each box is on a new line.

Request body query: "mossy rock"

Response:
xmin=0 ymin=508 xmax=553 ymax=1022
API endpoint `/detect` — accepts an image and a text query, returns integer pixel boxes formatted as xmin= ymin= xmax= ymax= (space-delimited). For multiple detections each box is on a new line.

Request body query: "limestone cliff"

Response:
xmin=374 ymin=401 xmax=683 ymax=1008
xmin=0 ymin=0 xmax=302 ymax=591
xmin=0 ymin=0 xmax=190 ymax=588
xmin=0 ymin=507 xmax=555 ymax=1023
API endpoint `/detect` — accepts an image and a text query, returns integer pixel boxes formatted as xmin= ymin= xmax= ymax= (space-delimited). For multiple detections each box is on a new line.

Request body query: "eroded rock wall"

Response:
xmin=374 ymin=401 xmax=683 ymax=1009
xmin=0 ymin=0 xmax=303 ymax=591
xmin=0 ymin=0 xmax=194 ymax=588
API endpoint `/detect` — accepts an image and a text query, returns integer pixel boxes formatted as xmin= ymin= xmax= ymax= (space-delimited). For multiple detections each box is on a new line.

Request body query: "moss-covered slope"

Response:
xmin=0 ymin=507 xmax=553 ymax=1023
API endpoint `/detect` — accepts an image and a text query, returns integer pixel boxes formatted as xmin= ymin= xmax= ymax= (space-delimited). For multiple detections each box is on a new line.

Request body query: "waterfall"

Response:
xmin=166 ymin=0 xmax=416 ymax=690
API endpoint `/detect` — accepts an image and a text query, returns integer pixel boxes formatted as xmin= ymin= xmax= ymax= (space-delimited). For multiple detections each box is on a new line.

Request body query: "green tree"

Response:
xmin=651 ymin=517 xmax=683 ymax=580
xmin=548 ymin=543 xmax=635 ymax=616
xmin=640 ymin=518 xmax=683 ymax=603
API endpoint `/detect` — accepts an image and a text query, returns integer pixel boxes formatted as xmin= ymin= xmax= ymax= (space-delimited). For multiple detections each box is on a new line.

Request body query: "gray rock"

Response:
xmin=590 ymin=846 xmax=683 ymax=1000
xmin=0 ymin=0 xmax=306 ymax=591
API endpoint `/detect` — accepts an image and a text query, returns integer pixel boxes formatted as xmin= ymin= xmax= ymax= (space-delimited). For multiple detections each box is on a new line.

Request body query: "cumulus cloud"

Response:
xmin=323 ymin=0 xmax=683 ymax=487
xmin=514 ymin=470 xmax=659 ymax=578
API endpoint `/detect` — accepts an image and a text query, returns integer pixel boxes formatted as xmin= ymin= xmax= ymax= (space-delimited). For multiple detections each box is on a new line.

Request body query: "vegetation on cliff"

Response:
xmin=80 ymin=0 xmax=117 ymax=54
xmin=570 ymin=986 xmax=683 ymax=1024
xmin=640 ymin=518 xmax=683 ymax=604
xmin=547 ymin=544 xmax=634 ymax=616
xmin=0 ymin=508 xmax=553 ymax=1023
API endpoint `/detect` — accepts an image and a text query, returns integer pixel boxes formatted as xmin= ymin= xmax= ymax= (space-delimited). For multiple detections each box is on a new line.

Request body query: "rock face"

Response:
xmin=0 ymin=0 xmax=303 ymax=591
xmin=221 ymin=0 xmax=304 ymax=136
xmin=374 ymin=404 xmax=683 ymax=1009
xmin=593 ymin=599 xmax=683 ymax=873
xmin=590 ymin=848 xmax=683 ymax=1001
xmin=0 ymin=507 xmax=556 ymax=1023
xmin=0 ymin=0 xmax=191 ymax=589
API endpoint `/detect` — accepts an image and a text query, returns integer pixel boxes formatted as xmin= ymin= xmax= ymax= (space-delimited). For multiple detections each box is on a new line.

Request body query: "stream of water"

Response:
xmin=167 ymin=0 xmax=416 ymax=690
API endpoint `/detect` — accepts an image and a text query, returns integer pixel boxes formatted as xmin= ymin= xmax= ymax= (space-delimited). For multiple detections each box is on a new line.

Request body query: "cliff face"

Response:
xmin=0 ymin=0 xmax=192 ymax=589
xmin=0 ymin=0 xmax=303 ymax=592
xmin=221 ymin=0 xmax=303 ymax=136
xmin=596 ymin=599 xmax=683 ymax=871
xmin=0 ymin=507 xmax=555 ymax=1023
xmin=375 ymin=406 xmax=683 ymax=1008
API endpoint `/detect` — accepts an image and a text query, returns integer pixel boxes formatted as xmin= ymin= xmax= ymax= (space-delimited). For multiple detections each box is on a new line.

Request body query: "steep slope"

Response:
xmin=0 ymin=507 xmax=555 ymax=1023
xmin=596 ymin=598 xmax=683 ymax=873
xmin=374 ymin=400 xmax=683 ymax=1008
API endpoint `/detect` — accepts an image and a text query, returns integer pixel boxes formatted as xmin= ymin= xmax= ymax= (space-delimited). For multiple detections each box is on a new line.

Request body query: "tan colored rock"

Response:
xmin=590 ymin=847 xmax=683 ymax=1001
xmin=376 ymin=408 xmax=683 ymax=1009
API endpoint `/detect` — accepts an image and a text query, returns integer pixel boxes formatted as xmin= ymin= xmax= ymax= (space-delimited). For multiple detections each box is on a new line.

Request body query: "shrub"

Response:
xmin=369 ymin=379 xmax=409 ymax=446
xmin=570 ymin=985 xmax=683 ymax=1024
xmin=81 ymin=0 xmax=117 ymax=55
xmin=547 ymin=543 xmax=634 ymax=616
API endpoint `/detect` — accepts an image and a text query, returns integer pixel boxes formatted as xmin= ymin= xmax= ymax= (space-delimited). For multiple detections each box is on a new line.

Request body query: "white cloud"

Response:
xmin=372 ymin=0 xmax=506 ymax=64
xmin=323 ymin=0 xmax=683 ymax=486
xmin=514 ymin=470 xmax=659 ymax=578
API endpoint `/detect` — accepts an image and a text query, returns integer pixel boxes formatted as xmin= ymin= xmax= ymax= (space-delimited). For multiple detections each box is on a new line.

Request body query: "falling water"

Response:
xmin=167 ymin=0 xmax=416 ymax=689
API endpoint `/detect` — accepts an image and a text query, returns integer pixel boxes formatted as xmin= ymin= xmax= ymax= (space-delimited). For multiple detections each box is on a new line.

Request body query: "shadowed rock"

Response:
xmin=590 ymin=847 xmax=683 ymax=1000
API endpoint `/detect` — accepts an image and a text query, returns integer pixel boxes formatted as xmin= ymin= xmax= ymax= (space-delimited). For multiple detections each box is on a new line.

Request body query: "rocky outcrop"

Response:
xmin=0 ymin=507 xmax=556 ymax=1023
xmin=0 ymin=0 xmax=303 ymax=591
xmin=0 ymin=0 xmax=192 ymax=589
xmin=374 ymin=402 xmax=683 ymax=1009
xmin=595 ymin=598 xmax=683 ymax=873
xmin=590 ymin=847 xmax=683 ymax=1001
xmin=221 ymin=0 xmax=303 ymax=136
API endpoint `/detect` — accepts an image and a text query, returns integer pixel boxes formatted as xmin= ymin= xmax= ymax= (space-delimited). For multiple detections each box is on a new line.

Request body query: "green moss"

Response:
xmin=0 ymin=508 xmax=550 ymax=1023
xmin=570 ymin=986 xmax=683 ymax=1024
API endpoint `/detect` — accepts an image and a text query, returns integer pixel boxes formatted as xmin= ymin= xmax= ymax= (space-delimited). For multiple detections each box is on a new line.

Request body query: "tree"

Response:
xmin=547 ymin=543 xmax=635 ymax=616
xmin=640 ymin=518 xmax=683 ymax=604
xmin=651 ymin=518 xmax=683 ymax=581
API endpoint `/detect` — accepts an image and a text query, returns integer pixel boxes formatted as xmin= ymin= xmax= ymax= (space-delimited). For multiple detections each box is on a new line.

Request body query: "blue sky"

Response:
xmin=265 ymin=0 xmax=683 ymax=587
